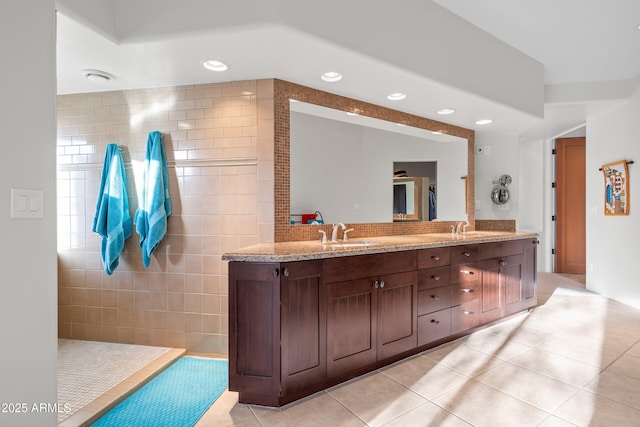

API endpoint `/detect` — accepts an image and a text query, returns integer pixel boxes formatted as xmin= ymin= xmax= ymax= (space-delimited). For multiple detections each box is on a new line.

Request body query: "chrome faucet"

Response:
xmin=331 ymin=223 xmax=346 ymax=242
xmin=456 ymin=220 xmax=470 ymax=234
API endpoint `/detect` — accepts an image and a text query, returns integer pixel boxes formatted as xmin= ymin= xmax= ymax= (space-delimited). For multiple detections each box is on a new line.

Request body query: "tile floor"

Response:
xmin=197 ymin=273 xmax=640 ymax=427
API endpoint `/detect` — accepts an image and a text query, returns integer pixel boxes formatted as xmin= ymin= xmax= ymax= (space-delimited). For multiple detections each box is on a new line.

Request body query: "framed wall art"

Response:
xmin=602 ymin=160 xmax=630 ymax=216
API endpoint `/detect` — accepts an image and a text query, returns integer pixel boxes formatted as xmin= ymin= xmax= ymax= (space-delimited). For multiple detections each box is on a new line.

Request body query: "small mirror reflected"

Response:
xmin=393 ymin=163 xmax=437 ymax=221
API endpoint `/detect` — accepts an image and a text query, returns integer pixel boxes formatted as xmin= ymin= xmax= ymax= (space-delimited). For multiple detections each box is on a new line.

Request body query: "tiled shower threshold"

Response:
xmin=57 ymin=340 xmax=185 ymax=427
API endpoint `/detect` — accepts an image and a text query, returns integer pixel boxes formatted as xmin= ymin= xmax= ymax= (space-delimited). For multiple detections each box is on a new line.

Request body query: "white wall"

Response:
xmin=474 ymin=133 xmax=520 ymax=220
xmin=0 ymin=1 xmax=58 ymax=426
xmin=585 ymin=84 xmax=640 ymax=309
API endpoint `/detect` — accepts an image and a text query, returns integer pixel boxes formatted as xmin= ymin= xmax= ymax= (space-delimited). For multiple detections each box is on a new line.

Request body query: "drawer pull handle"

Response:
xmin=432 ymin=255 xmax=440 ymax=261
xmin=460 ymin=288 xmax=474 ymax=293
xmin=463 ymin=251 xmax=471 ymax=257
xmin=463 ymin=310 xmax=474 ymax=315
xmin=431 ymin=295 xmax=441 ymax=300
xmin=431 ymin=319 xmax=440 ymax=324
xmin=432 ymin=275 xmax=441 ymax=281
xmin=460 ymin=270 xmax=474 ymax=275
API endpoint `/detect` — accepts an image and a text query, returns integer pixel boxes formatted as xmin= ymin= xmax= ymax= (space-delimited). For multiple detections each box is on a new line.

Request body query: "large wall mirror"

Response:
xmin=274 ymin=79 xmax=475 ymax=242
xmin=290 ymin=101 xmax=468 ymax=224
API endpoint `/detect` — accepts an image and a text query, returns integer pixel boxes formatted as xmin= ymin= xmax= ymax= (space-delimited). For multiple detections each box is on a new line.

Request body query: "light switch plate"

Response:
xmin=11 ymin=188 xmax=44 ymax=218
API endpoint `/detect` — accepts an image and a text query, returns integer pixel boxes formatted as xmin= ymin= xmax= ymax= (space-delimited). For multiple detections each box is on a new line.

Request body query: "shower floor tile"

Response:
xmin=57 ymin=339 xmax=184 ymax=426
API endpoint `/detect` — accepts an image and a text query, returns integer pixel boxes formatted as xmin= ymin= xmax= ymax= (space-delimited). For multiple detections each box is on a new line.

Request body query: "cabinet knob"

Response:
xmin=432 ymin=255 xmax=440 ymax=261
xmin=273 ymin=268 xmax=280 ymax=277
xmin=463 ymin=251 xmax=471 ymax=257
xmin=463 ymin=310 xmax=474 ymax=315
xmin=282 ymin=268 xmax=289 ymax=277
xmin=499 ymin=258 xmax=507 ymax=266
xmin=432 ymin=275 xmax=440 ymax=281
xmin=460 ymin=288 xmax=474 ymax=293
xmin=379 ymin=280 xmax=385 ymax=288
xmin=374 ymin=280 xmax=379 ymax=288
xmin=431 ymin=319 xmax=440 ymax=324
xmin=431 ymin=295 xmax=441 ymax=300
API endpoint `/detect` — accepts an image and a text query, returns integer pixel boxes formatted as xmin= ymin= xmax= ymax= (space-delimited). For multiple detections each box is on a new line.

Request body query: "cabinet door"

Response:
xmin=503 ymin=254 xmax=525 ymax=316
xmin=280 ymin=260 xmax=325 ymax=396
xmin=377 ymin=271 xmax=418 ymax=360
xmin=481 ymin=254 xmax=526 ymax=322
xmin=479 ymin=257 xmax=504 ymax=323
xmin=326 ymin=277 xmax=377 ymax=379
xmin=522 ymin=239 xmax=538 ymax=306
xmin=228 ymin=262 xmax=281 ymax=403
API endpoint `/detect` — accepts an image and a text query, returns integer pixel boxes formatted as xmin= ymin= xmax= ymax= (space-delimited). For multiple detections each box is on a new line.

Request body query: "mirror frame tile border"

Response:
xmin=274 ymin=79 xmax=475 ymax=242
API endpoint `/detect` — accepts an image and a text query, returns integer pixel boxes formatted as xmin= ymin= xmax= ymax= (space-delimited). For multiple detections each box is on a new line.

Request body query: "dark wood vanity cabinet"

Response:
xmin=325 ymin=252 xmax=418 ymax=379
xmin=228 ymin=237 xmax=537 ymax=406
xmin=449 ymin=239 xmax=538 ymax=326
xmin=228 ymin=260 xmax=324 ymax=406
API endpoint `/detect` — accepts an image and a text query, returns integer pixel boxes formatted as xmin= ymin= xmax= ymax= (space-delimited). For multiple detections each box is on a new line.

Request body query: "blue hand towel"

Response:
xmin=134 ymin=131 xmax=172 ymax=267
xmin=92 ymin=144 xmax=132 ymax=275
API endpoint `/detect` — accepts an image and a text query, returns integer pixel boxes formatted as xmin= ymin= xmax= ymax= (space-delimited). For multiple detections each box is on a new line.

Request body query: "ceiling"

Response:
xmin=55 ymin=0 xmax=640 ymax=141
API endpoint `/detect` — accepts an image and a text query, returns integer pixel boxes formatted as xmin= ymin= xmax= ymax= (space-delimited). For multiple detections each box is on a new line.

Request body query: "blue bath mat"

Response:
xmin=92 ymin=356 xmax=228 ymax=427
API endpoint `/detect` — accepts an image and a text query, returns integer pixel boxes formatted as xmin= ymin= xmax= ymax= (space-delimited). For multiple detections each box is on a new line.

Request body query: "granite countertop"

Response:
xmin=222 ymin=231 xmax=539 ymax=262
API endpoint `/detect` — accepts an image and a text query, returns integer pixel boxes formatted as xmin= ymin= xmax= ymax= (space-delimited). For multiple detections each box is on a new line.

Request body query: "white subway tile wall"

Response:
xmin=57 ymin=80 xmax=275 ymax=355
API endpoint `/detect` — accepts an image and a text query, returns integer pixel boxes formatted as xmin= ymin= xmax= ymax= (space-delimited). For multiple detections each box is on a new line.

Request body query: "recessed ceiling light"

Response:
xmin=387 ymin=92 xmax=407 ymax=101
xmin=476 ymin=119 xmax=493 ymax=125
xmin=437 ymin=108 xmax=456 ymax=115
xmin=321 ymin=71 xmax=342 ymax=82
xmin=81 ymin=69 xmax=114 ymax=83
xmin=202 ymin=60 xmax=228 ymax=71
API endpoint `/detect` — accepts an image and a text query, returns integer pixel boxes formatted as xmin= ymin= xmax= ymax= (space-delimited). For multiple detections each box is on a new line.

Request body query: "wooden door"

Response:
xmin=556 ymin=137 xmax=586 ymax=273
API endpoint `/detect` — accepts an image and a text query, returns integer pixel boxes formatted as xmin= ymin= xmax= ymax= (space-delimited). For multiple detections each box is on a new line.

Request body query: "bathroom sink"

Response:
xmin=326 ymin=240 xmax=379 ymax=248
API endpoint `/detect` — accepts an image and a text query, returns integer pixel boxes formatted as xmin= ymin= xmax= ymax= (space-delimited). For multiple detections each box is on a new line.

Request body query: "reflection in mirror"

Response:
xmin=393 ymin=164 xmax=435 ymax=221
xmin=290 ymin=101 xmax=468 ymax=224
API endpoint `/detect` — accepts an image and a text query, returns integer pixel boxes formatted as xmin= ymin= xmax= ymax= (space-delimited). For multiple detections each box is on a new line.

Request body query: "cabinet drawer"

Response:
xmin=324 ymin=251 xmax=416 ymax=283
xmin=418 ymin=309 xmax=451 ymax=346
xmin=417 ymin=247 xmax=451 ymax=269
xmin=450 ymin=240 xmax=524 ymax=264
xmin=452 ymin=280 xmax=480 ymax=305
xmin=450 ymin=244 xmax=481 ymax=264
xmin=450 ymin=263 xmax=482 ymax=283
xmin=451 ymin=300 xmax=481 ymax=334
xmin=418 ymin=285 xmax=451 ymax=315
xmin=418 ymin=266 xmax=451 ymax=290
